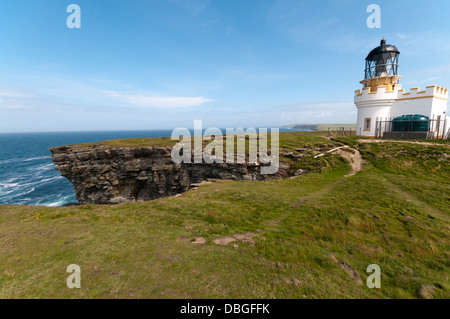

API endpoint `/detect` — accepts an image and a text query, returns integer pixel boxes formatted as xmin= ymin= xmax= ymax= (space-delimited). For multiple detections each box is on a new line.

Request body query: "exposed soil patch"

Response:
xmin=329 ymin=254 xmax=363 ymax=286
xmin=418 ymin=285 xmax=436 ymax=299
xmin=213 ymin=236 xmax=237 ymax=246
xmin=213 ymin=232 xmax=257 ymax=246
xmin=339 ymin=262 xmax=363 ymax=286
xmin=192 ymin=237 xmax=206 ymax=245
xmin=233 ymin=232 xmax=256 ymax=241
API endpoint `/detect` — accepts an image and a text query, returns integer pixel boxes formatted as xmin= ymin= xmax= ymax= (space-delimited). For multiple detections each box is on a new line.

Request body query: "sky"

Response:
xmin=0 ymin=0 xmax=449 ymax=132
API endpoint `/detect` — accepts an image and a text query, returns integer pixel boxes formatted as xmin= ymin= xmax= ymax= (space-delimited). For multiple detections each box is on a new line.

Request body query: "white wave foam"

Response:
xmin=6 ymin=187 xmax=36 ymax=199
xmin=5 ymin=177 xmax=24 ymax=183
xmin=40 ymin=176 xmax=64 ymax=183
xmin=0 ymin=175 xmax=63 ymax=197
xmin=0 ymin=158 xmax=20 ymax=165
xmin=31 ymin=163 xmax=55 ymax=172
xmin=46 ymin=200 xmax=68 ymax=207
xmin=0 ymin=182 xmax=20 ymax=189
xmin=23 ymin=155 xmax=52 ymax=162
xmin=40 ymin=194 xmax=77 ymax=207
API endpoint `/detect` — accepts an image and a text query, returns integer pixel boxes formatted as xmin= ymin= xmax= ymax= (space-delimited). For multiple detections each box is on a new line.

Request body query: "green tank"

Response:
xmin=392 ymin=114 xmax=429 ymax=132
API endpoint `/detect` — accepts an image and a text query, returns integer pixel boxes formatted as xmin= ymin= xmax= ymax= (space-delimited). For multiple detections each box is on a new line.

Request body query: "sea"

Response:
xmin=0 ymin=128 xmax=297 ymax=206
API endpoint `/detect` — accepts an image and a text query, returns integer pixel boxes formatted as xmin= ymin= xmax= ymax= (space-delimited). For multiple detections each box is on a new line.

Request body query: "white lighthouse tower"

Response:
xmin=355 ymin=39 xmax=449 ymax=139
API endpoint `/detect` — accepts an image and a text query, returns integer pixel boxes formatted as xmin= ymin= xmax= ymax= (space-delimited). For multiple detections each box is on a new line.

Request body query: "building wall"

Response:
xmin=355 ymin=84 xmax=449 ymax=137
xmin=355 ymin=85 xmax=399 ymax=137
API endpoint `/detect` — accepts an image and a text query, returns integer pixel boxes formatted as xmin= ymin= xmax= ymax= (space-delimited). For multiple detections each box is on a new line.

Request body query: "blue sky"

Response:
xmin=0 ymin=0 xmax=449 ymax=132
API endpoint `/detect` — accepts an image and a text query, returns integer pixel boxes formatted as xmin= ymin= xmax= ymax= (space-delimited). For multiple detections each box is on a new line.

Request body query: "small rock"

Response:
xmin=329 ymin=254 xmax=339 ymax=263
xmin=233 ymin=232 xmax=256 ymax=241
xmin=292 ymin=278 xmax=301 ymax=287
xmin=418 ymin=285 xmax=436 ymax=299
xmin=294 ymin=169 xmax=308 ymax=176
xmin=192 ymin=237 xmax=206 ymax=245
xmin=282 ymin=152 xmax=294 ymax=157
xmin=213 ymin=237 xmax=237 ymax=246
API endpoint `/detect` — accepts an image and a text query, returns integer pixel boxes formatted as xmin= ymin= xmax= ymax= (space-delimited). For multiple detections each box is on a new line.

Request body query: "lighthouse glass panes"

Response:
xmin=365 ymin=52 xmax=399 ymax=79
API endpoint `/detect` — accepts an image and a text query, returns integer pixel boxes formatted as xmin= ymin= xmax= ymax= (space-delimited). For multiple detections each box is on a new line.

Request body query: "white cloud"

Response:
xmin=102 ymin=90 xmax=214 ymax=108
xmin=0 ymin=85 xmax=37 ymax=110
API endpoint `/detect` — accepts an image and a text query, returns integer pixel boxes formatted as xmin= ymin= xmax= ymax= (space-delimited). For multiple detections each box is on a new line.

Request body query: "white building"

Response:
xmin=354 ymin=39 xmax=449 ymax=139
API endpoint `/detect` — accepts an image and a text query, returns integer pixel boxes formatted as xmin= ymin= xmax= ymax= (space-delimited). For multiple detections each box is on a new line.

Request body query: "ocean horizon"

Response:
xmin=0 ymin=128 xmax=303 ymax=207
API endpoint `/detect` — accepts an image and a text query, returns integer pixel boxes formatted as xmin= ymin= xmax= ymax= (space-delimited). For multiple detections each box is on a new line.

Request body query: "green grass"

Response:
xmin=59 ymin=130 xmax=335 ymax=149
xmin=1 ymin=132 xmax=449 ymax=299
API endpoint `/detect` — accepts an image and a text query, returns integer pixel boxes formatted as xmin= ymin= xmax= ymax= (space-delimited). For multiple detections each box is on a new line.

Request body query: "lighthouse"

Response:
xmin=354 ymin=39 xmax=449 ymax=139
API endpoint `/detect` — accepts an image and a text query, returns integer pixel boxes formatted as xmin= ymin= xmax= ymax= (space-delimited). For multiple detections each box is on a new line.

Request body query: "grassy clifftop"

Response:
xmin=53 ymin=130 xmax=334 ymax=149
xmin=0 ymin=132 xmax=449 ymax=298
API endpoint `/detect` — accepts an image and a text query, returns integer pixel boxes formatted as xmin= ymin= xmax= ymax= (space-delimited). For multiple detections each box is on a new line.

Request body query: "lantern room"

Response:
xmin=360 ymin=39 xmax=402 ymax=92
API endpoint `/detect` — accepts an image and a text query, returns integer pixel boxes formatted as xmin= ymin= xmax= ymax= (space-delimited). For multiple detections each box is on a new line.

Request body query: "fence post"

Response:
xmin=441 ymin=117 xmax=446 ymax=140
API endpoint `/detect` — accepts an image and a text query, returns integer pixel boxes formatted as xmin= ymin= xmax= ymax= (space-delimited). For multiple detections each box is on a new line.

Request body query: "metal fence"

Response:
xmin=375 ymin=116 xmax=448 ymax=139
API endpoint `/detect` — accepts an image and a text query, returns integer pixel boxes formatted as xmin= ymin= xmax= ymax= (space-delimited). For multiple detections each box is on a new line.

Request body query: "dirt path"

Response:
xmin=317 ymin=143 xmax=364 ymax=177
xmin=215 ymin=140 xmax=366 ymax=239
xmin=381 ymin=179 xmax=449 ymax=223
xmin=335 ymin=148 xmax=364 ymax=177
xmin=358 ymin=139 xmax=449 ymax=147
xmin=263 ymin=146 xmax=364 ymax=230
xmin=263 ymin=179 xmax=343 ymax=229
xmin=323 ymin=136 xmax=364 ymax=176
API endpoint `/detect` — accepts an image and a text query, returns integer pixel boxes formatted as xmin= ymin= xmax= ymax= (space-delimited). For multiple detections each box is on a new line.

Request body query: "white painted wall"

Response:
xmin=354 ymin=84 xmax=449 ymax=137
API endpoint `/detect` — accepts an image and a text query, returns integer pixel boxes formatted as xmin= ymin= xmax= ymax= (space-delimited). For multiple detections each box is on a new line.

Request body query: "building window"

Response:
xmin=364 ymin=118 xmax=372 ymax=131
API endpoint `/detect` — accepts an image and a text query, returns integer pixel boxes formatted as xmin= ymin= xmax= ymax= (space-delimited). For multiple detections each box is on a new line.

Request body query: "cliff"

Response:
xmin=50 ymin=144 xmax=291 ymax=205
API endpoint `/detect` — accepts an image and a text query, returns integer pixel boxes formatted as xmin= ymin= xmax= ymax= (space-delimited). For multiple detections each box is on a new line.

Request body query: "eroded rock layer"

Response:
xmin=50 ymin=145 xmax=290 ymax=205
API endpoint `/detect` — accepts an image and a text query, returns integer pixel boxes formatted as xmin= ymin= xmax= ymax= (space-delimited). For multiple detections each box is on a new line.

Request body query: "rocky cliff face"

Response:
xmin=50 ymin=145 xmax=291 ymax=205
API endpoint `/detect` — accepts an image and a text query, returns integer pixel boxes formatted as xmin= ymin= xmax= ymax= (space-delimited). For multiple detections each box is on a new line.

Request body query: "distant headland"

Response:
xmin=282 ymin=123 xmax=356 ymax=131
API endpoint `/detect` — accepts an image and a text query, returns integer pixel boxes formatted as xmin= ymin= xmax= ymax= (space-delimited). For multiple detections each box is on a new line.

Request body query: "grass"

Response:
xmin=1 ymin=132 xmax=449 ymax=299
xmin=58 ymin=130 xmax=335 ymax=150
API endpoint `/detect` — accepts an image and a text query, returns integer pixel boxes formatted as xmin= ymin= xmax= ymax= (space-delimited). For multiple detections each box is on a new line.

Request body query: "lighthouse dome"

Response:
xmin=364 ymin=39 xmax=400 ymax=79
xmin=366 ymin=39 xmax=400 ymax=61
